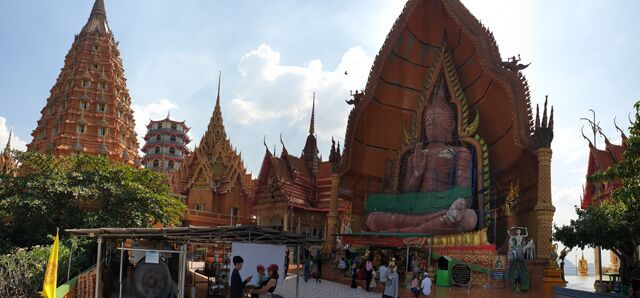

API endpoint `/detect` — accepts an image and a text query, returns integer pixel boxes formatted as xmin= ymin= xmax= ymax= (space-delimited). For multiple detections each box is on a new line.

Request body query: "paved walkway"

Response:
xmin=272 ymin=274 xmax=381 ymax=298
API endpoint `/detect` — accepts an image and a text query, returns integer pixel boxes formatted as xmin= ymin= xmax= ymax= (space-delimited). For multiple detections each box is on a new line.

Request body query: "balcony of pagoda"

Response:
xmin=183 ymin=209 xmax=256 ymax=227
xmin=143 ymin=139 xmax=189 ymax=147
xmin=146 ymin=127 xmax=191 ymax=137
xmin=141 ymin=152 xmax=185 ymax=160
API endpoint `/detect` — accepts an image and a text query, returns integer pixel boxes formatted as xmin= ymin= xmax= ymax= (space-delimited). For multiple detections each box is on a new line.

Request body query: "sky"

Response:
xmin=1 ymin=0 xmax=639 ymax=268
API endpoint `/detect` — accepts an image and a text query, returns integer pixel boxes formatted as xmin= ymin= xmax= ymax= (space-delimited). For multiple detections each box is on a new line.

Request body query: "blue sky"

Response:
xmin=1 ymin=0 xmax=639 ymax=265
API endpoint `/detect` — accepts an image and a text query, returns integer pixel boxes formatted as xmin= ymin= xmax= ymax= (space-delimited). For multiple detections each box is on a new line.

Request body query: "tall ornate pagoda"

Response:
xmin=26 ymin=0 xmax=139 ymax=165
xmin=249 ymin=94 xmax=351 ymax=242
xmin=334 ymin=0 xmax=557 ymax=288
xmin=0 ymin=129 xmax=18 ymax=176
xmin=170 ymin=75 xmax=254 ymax=227
xmin=141 ymin=114 xmax=190 ymax=172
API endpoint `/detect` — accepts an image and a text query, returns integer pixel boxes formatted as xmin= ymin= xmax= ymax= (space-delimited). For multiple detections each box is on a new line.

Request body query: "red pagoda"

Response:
xmin=26 ymin=0 xmax=139 ymax=165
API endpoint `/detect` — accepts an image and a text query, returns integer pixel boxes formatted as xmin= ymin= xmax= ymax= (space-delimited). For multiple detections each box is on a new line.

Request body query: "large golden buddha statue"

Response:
xmin=365 ymin=82 xmax=477 ymax=235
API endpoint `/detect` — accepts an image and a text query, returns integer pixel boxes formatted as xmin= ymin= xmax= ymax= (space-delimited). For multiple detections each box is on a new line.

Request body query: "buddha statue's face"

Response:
xmin=423 ymin=87 xmax=454 ymax=143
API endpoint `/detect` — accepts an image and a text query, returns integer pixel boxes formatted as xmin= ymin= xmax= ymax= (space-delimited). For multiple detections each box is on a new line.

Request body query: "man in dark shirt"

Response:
xmin=230 ymin=255 xmax=252 ymax=298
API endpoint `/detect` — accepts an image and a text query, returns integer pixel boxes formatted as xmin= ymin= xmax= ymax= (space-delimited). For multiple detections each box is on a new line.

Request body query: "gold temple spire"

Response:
xmin=215 ymin=71 xmax=221 ymax=110
xmin=309 ymin=92 xmax=315 ymax=134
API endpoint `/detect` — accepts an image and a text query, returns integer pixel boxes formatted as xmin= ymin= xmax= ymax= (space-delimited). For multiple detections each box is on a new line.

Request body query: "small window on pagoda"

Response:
xmin=195 ymin=204 xmax=204 ymax=211
xmin=153 ymin=160 xmax=159 ymax=168
xmin=116 ymin=110 xmax=121 ymax=118
xmin=97 ymin=103 xmax=106 ymax=112
xmin=80 ymin=101 xmax=88 ymax=110
xmin=155 ymin=134 xmax=161 ymax=141
xmin=168 ymin=160 xmax=174 ymax=169
xmin=98 ymin=127 xmax=107 ymax=136
xmin=61 ymin=102 xmax=67 ymax=111
xmin=92 ymin=64 xmax=99 ymax=70
xmin=120 ymin=133 xmax=125 ymax=142
xmin=93 ymin=45 xmax=99 ymax=51
xmin=154 ymin=146 xmax=160 ymax=154
xmin=98 ymin=82 xmax=106 ymax=90
xmin=157 ymin=123 xmax=163 ymax=129
xmin=169 ymin=147 xmax=176 ymax=155
xmin=170 ymin=135 xmax=176 ymax=142
xmin=77 ymin=125 xmax=86 ymax=134
xmin=171 ymin=123 xmax=177 ymax=130
xmin=81 ymin=80 xmax=90 ymax=88
xmin=54 ymin=126 xmax=60 ymax=135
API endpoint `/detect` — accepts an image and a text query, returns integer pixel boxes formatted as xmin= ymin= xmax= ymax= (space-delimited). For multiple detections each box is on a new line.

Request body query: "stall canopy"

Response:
xmin=67 ymin=225 xmax=324 ymax=245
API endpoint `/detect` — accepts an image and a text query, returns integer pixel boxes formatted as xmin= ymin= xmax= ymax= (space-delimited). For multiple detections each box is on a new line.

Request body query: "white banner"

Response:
xmin=230 ymin=242 xmax=286 ymax=285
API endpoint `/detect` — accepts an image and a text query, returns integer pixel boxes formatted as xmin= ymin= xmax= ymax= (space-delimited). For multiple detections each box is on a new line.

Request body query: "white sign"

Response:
xmin=230 ymin=242 xmax=286 ymax=285
xmin=145 ymin=250 xmax=159 ymax=264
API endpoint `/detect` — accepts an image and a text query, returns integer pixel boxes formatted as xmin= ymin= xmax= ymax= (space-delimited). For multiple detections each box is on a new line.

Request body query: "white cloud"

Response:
xmin=229 ymin=44 xmax=372 ymax=138
xmin=552 ymin=185 xmax=582 ymax=228
xmin=132 ymin=99 xmax=179 ymax=150
xmin=0 ymin=116 xmax=27 ymax=151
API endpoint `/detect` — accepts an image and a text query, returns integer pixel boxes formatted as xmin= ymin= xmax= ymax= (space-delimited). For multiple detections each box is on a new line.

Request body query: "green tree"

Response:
xmin=554 ymin=100 xmax=640 ymax=286
xmin=0 ymin=152 xmax=185 ymax=250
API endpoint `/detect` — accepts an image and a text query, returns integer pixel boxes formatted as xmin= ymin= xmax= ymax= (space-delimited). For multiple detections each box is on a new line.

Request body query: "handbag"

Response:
xmin=369 ymin=278 xmax=377 ymax=289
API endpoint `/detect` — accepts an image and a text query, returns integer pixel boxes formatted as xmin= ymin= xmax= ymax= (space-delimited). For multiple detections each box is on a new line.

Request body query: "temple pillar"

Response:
xmin=594 ymin=249 xmax=601 ymax=275
xmin=534 ymin=147 xmax=555 ymax=260
xmin=609 ymin=250 xmax=620 ymax=273
xmin=283 ymin=208 xmax=290 ymax=232
xmin=323 ymin=173 xmax=340 ymax=252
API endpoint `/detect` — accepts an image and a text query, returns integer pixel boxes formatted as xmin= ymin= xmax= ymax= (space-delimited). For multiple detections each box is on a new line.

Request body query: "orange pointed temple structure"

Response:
xmin=170 ymin=75 xmax=255 ymax=227
xmin=26 ymin=0 xmax=139 ymax=164
xmin=329 ymin=0 xmax=558 ymax=288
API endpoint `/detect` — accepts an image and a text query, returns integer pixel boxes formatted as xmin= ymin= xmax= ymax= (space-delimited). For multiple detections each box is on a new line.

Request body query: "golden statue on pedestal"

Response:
xmin=578 ymin=252 xmax=588 ymax=276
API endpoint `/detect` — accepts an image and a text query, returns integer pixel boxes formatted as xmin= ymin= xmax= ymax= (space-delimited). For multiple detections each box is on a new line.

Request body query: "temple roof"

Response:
xmin=170 ymin=74 xmax=249 ymax=195
xmin=581 ymin=133 xmax=626 ymax=209
xmin=339 ymin=0 xmax=539 ymax=178
xmin=81 ymin=0 xmax=111 ymax=35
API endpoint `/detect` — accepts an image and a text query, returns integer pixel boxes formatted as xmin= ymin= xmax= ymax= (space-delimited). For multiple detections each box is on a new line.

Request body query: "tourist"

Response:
xmin=251 ymin=264 xmax=279 ymax=298
xmin=350 ymin=258 xmax=358 ymax=288
xmin=338 ymin=257 xmax=348 ymax=276
xmin=230 ymin=255 xmax=253 ymax=298
xmin=303 ymin=255 xmax=311 ymax=282
xmin=250 ymin=264 xmax=269 ymax=298
xmin=421 ymin=272 xmax=432 ymax=296
xmin=365 ymin=255 xmax=374 ymax=291
xmin=378 ymin=258 xmax=389 ymax=284
xmin=284 ymin=249 xmax=290 ymax=277
xmin=383 ymin=262 xmax=399 ymax=298
xmin=315 ymin=251 xmax=323 ymax=283
xmin=410 ymin=272 xmax=421 ymax=298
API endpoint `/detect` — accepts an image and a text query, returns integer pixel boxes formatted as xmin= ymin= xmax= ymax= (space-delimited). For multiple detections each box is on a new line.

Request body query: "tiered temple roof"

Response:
xmin=26 ymin=0 xmax=139 ymax=165
xmin=250 ymin=96 xmax=349 ymax=213
xmin=581 ymin=130 xmax=627 ymax=209
xmin=170 ymin=75 xmax=252 ymax=197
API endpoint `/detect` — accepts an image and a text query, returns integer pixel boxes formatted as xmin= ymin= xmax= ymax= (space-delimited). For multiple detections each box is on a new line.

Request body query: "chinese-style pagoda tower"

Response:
xmin=26 ymin=0 xmax=139 ymax=165
xmin=170 ymin=74 xmax=254 ymax=226
xmin=140 ymin=114 xmax=190 ymax=172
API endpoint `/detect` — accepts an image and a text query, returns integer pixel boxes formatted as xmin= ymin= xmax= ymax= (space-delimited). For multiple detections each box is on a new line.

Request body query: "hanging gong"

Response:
xmin=133 ymin=257 xmax=172 ymax=298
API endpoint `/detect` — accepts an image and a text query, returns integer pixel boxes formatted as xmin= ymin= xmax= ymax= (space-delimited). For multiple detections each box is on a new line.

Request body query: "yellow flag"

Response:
xmin=42 ymin=230 xmax=59 ymax=298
